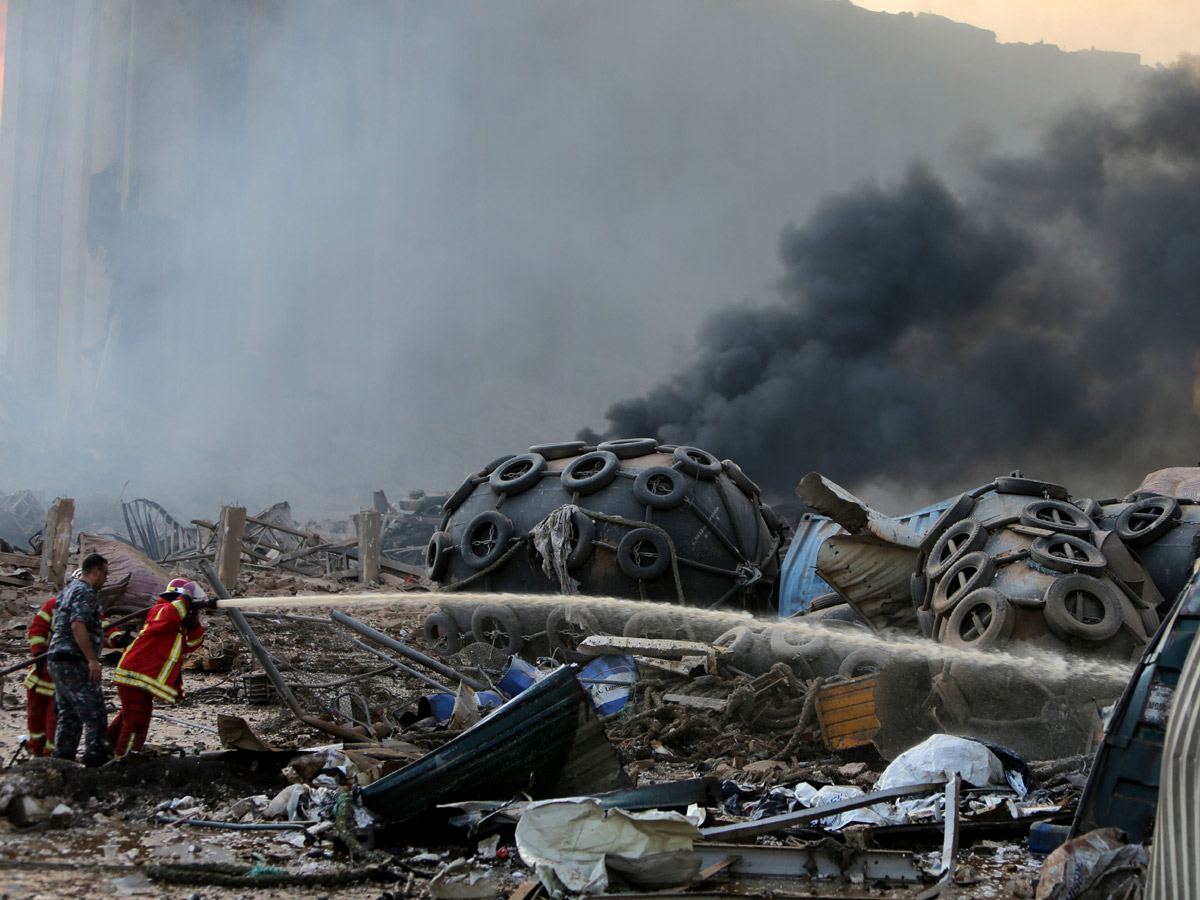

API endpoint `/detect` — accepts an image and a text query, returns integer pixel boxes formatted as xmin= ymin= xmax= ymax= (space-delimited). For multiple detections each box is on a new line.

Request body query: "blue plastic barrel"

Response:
xmin=579 ymin=655 xmax=639 ymax=715
xmin=498 ymin=656 xmax=543 ymax=698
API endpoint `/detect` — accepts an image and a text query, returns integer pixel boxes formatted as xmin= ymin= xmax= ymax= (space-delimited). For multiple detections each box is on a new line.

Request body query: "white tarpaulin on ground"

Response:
xmin=876 ymin=734 xmax=1006 ymax=791
xmin=514 ymin=797 xmax=703 ymax=897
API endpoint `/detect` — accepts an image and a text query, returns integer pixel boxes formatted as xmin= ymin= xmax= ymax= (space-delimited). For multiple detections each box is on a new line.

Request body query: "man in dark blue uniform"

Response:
xmin=46 ymin=553 xmax=110 ymax=766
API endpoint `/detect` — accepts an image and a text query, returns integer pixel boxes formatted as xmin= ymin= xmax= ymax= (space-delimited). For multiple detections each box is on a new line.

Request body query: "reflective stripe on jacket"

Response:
xmin=113 ymin=595 xmax=203 ymax=703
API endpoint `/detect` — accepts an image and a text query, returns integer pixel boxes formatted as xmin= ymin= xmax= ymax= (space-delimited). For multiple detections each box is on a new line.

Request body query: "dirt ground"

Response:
xmin=0 ymin=583 xmax=1061 ymax=900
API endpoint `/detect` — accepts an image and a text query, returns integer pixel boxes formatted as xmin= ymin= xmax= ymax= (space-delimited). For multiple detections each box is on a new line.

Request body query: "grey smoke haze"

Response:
xmin=0 ymin=1 xmax=1149 ymax=521
xmin=591 ymin=59 xmax=1200 ymax=508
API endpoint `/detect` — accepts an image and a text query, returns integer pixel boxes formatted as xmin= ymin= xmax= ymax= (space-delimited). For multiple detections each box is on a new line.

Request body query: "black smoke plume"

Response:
xmin=586 ymin=59 xmax=1200 ymax=507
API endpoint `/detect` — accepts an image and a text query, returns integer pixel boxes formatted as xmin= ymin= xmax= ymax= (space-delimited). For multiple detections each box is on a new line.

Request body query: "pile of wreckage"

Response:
xmin=3 ymin=450 xmax=1200 ymax=898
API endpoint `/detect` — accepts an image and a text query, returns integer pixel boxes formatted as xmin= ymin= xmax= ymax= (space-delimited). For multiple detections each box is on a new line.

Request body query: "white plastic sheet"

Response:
xmin=876 ymin=734 xmax=1006 ymax=791
xmin=514 ymin=797 xmax=703 ymax=897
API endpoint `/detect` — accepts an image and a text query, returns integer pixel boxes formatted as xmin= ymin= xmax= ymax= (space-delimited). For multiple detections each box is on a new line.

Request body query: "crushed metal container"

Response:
xmin=815 ymin=674 xmax=880 ymax=751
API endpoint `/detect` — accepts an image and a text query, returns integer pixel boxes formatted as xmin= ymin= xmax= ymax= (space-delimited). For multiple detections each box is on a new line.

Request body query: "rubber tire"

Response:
xmin=760 ymin=502 xmax=783 ymax=536
xmin=443 ymin=475 xmax=479 ymax=514
xmin=459 ymin=511 xmax=515 ymax=570
xmin=770 ymin=623 xmax=829 ymax=660
xmin=560 ymin=451 xmax=621 ymax=496
xmin=1043 ymin=574 xmax=1124 ymax=642
xmin=471 ymin=604 xmax=525 ymax=655
xmin=722 ymin=459 xmax=761 ymax=497
xmin=632 ymin=466 xmax=688 ymax=511
xmin=529 ymin=441 xmax=586 ymax=460
xmin=809 ymin=592 xmax=845 ymax=612
xmin=423 ymin=610 xmax=462 ymax=656
xmin=919 ymin=493 xmax=976 ymax=555
xmin=476 ymin=454 xmax=517 ymax=477
xmin=597 ymin=438 xmax=658 ymax=459
xmin=546 ymin=605 xmax=601 ymax=664
xmin=926 ymin=518 xmax=988 ymax=580
xmin=616 ymin=528 xmax=672 ymax=580
xmin=489 ymin=453 xmax=547 ymax=496
xmin=622 ymin=610 xmax=695 ymax=641
xmin=837 ymin=647 xmax=890 ymax=678
xmin=713 ymin=625 xmax=755 ymax=657
xmin=945 ymin=588 xmax=1016 ymax=650
xmin=672 ymin=446 xmax=722 ymax=480
xmin=994 ymin=476 xmax=1070 ymax=500
xmin=931 ymin=551 xmax=995 ymax=616
xmin=1114 ymin=496 xmax=1181 ymax=547
xmin=565 ymin=510 xmax=596 ymax=569
xmin=426 ymin=531 xmax=453 ymax=580
xmin=1030 ymin=534 xmax=1107 ymax=574
xmin=1020 ymin=499 xmax=1094 ymax=536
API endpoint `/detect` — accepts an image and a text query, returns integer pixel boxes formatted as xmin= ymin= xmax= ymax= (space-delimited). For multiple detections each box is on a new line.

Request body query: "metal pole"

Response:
xmin=329 ymin=609 xmax=488 ymax=691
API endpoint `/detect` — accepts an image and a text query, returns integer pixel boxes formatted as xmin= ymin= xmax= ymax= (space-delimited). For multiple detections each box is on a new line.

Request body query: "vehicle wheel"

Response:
xmin=994 ymin=477 xmax=1069 ymax=500
xmin=560 ymin=451 xmax=620 ymax=496
xmin=597 ymin=438 xmax=658 ymax=459
xmin=1020 ymin=500 xmax=1094 ymax=536
xmin=426 ymin=531 xmax=453 ymax=580
xmin=565 ymin=510 xmax=596 ymax=569
xmin=616 ymin=528 xmax=672 ymax=580
xmin=459 ymin=511 xmax=515 ymax=570
xmin=838 ymin=647 xmax=890 ymax=678
xmin=931 ymin=551 xmax=995 ymax=616
xmin=471 ymin=604 xmax=525 ymax=655
xmin=722 ymin=459 xmax=761 ymax=497
xmin=529 ymin=441 xmax=587 ymax=460
xmin=423 ymin=610 xmax=462 ymax=656
xmin=489 ymin=453 xmax=547 ymax=496
xmin=1043 ymin=575 xmax=1123 ymax=642
xmin=911 ymin=571 xmax=929 ymax=609
xmin=809 ymin=592 xmax=845 ymax=612
xmin=632 ymin=466 xmax=688 ymax=511
xmin=1114 ymin=496 xmax=1181 ymax=547
xmin=1030 ymin=534 xmax=1107 ymax=574
xmin=623 ymin=610 xmax=695 ymax=641
xmin=672 ymin=446 xmax=722 ymax=480
xmin=546 ymin=605 xmax=601 ymax=663
xmin=926 ymin=519 xmax=987 ymax=580
xmin=918 ymin=493 xmax=976 ymax=555
xmin=944 ymin=589 xmax=1016 ymax=650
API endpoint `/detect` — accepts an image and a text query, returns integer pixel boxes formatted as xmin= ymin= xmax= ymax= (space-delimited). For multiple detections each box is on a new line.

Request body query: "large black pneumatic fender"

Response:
xmin=430 ymin=440 xmax=781 ymax=612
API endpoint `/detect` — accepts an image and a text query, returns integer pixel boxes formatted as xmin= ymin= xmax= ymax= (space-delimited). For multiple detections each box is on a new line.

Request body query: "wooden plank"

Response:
xmin=216 ymin=506 xmax=247 ymax=589
xmin=663 ymin=693 xmax=727 ymax=711
xmin=39 ymin=497 xmax=74 ymax=588
xmin=700 ymin=780 xmax=947 ymax=842
xmin=0 ymin=552 xmax=39 ymax=566
xmin=359 ymin=509 xmax=381 ymax=585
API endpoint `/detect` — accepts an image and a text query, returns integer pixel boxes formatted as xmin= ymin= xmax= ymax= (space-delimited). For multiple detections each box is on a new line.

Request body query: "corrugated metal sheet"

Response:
xmin=778 ymin=498 xmax=953 ymax=617
xmin=1147 ymin=622 xmax=1200 ymax=900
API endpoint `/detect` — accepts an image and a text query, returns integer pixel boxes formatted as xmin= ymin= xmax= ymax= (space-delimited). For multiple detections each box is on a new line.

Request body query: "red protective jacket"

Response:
xmin=113 ymin=594 xmax=204 ymax=703
xmin=24 ymin=596 xmax=119 ymax=696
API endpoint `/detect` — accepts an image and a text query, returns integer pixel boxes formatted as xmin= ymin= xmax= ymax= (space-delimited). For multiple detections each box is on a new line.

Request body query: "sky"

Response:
xmin=855 ymin=0 xmax=1197 ymax=66
xmin=3 ymin=0 xmax=1196 ymax=525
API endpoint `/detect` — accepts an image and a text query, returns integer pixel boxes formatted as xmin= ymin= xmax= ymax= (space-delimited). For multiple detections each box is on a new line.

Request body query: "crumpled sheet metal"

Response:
xmin=515 ymin=797 xmax=703 ymax=898
xmin=1133 ymin=467 xmax=1200 ymax=501
xmin=796 ymin=473 xmax=923 ymax=548
xmin=815 ymin=533 xmax=920 ymax=632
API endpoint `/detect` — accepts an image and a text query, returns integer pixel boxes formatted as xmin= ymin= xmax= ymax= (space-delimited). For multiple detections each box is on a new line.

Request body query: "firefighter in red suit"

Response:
xmin=106 ymin=578 xmax=207 ymax=758
xmin=24 ymin=570 xmax=125 ymax=757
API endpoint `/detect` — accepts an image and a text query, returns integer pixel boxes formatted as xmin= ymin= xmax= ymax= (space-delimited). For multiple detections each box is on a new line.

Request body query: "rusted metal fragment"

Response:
xmin=361 ymin=666 xmax=630 ymax=823
xmin=78 ymin=532 xmax=171 ymax=615
xmin=815 ymin=534 xmax=919 ymax=633
xmin=1134 ymin=466 xmax=1200 ymax=501
xmin=796 ymin=473 xmax=923 ymax=548
xmin=693 ymin=841 xmax=923 ymax=883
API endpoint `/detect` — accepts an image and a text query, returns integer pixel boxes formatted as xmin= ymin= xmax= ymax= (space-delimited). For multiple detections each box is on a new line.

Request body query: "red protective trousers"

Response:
xmin=25 ymin=688 xmax=57 ymax=757
xmin=106 ymin=684 xmax=154 ymax=758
